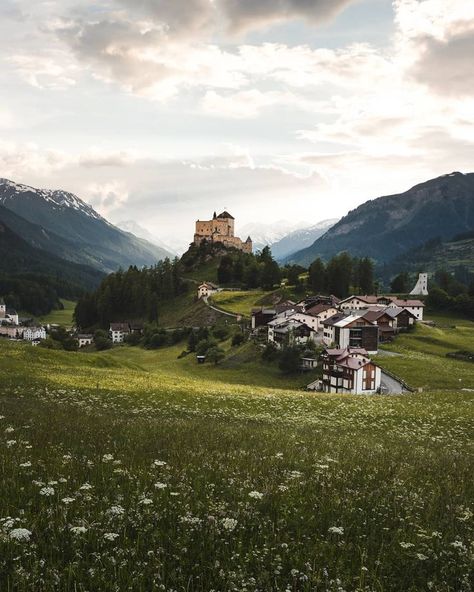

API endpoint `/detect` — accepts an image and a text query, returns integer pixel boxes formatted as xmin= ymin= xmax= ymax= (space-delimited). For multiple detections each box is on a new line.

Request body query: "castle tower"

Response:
xmin=410 ymin=273 xmax=428 ymax=296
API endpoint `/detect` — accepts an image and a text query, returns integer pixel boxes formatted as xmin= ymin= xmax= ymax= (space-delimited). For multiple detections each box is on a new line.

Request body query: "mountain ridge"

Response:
xmin=0 ymin=178 xmax=173 ymax=273
xmin=288 ymin=172 xmax=474 ymax=266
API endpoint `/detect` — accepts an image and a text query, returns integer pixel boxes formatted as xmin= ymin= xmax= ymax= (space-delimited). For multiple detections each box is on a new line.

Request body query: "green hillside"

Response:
xmin=0 ymin=315 xmax=472 ymax=590
xmin=389 ymin=235 xmax=474 ymax=276
xmin=289 ymin=172 xmax=474 ymax=265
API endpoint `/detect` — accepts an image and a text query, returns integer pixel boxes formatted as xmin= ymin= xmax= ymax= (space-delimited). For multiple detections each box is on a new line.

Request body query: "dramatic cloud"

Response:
xmin=412 ymin=22 xmax=474 ymax=96
xmin=1 ymin=0 xmax=473 ymax=246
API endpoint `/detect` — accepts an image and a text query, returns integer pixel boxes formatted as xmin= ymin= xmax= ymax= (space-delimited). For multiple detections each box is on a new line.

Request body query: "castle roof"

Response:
xmin=216 ymin=211 xmax=234 ymax=220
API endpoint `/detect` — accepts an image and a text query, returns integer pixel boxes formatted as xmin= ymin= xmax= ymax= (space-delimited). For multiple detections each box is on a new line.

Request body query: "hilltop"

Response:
xmin=288 ymin=172 xmax=474 ymax=266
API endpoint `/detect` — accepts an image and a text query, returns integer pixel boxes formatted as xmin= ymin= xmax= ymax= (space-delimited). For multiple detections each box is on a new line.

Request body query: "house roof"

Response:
xmin=110 ymin=323 xmax=130 ymax=332
xmin=78 ymin=334 xmax=93 ymax=339
xmin=362 ymin=309 xmax=392 ymax=323
xmin=323 ymin=312 xmax=349 ymax=327
xmin=200 ymin=282 xmax=218 ymax=289
xmin=388 ymin=297 xmax=425 ymax=307
xmin=340 ymin=295 xmax=380 ymax=305
xmin=386 ymin=306 xmax=417 ymax=318
xmin=306 ymin=303 xmax=335 ymax=317
xmin=217 ymin=211 xmax=234 ymax=220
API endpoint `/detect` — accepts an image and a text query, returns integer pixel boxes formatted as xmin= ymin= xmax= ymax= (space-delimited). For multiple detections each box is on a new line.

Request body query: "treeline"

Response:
xmin=217 ymin=246 xmax=281 ymax=290
xmin=425 ymin=269 xmax=474 ymax=319
xmin=307 ymin=253 xmax=375 ymax=298
xmin=0 ymin=274 xmax=84 ymax=316
xmin=74 ymin=259 xmax=186 ymax=330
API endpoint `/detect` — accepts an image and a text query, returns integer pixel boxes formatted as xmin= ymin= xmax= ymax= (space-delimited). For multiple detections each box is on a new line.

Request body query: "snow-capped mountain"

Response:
xmin=0 ymin=178 xmax=172 ymax=273
xmin=272 ymin=219 xmax=339 ymax=261
xmin=239 ymin=220 xmax=309 ymax=252
xmin=0 ymin=178 xmax=103 ymax=222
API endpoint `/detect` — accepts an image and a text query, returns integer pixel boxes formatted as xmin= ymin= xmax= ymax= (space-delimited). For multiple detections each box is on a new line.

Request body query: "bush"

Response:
xmin=231 ymin=333 xmax=245 ymax=347
xmin=196 ymin=338 xmax=217 ymax=356
xmin=94 ymin=329 xmax=112 ymax=351
xmin=148 ymin=332 xmax=169 ymax=349
xmin=124 ymin=332 xmax=142 ymax=346
xmin=262 ymin=342 xmax=279 ymax=362
xmin=212 ymin=325 xmax=230 ymax=341
xmin=278 ymin=346 xmax=302 ymax=374
xmin=206 ymin=346 xmax=225 ymax=365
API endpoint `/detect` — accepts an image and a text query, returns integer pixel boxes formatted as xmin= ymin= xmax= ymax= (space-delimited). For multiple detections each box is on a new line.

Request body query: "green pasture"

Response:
xmin=209 ymin=290 xmax=268 ymax=316
xmin=0 ymin=313 xmax=473 ymax=591
xmin=38 ymin=299 xmax=76 ymax=326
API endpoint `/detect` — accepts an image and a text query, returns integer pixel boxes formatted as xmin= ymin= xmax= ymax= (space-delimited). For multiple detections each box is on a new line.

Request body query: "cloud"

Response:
xmin=220 ymin=0 xmax=356 ymax=34
xmin=85 ymin=180 xmax=129 ymax=214
xmin=412 ymin=22 xmax=474 ymax=96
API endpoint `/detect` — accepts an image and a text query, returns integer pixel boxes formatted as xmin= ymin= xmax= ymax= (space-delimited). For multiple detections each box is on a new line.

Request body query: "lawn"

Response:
xmin=0 ymin=324 xmax=473 ymax=591
xmin=376 ymin=317 xmax=474 ymax=391
xmin=38 ymin=299 xmax=76 ymax=326
xmin=210 ymin=290 xmax=272 ymax=316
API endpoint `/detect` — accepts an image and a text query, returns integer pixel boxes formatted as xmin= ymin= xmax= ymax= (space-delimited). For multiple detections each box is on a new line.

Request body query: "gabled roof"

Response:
xmin=340 ymin=295 xmax=380 ymax=305
xmin=110 ymin=323 xmax=130 ymax=332
xmin=217 ymin=211 xmax=234 ymax=220
xmin=388 ymin=297 xmax=425 ymax=307
xmin=306 ymin=303 xmax=336 ymax=317
xmin=199 ymin=282 xmax=218 ymax=289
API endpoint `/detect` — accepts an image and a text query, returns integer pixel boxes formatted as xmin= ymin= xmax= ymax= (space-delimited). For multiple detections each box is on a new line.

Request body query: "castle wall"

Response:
xmin=194 ymin=214 xmax=250 ymax=253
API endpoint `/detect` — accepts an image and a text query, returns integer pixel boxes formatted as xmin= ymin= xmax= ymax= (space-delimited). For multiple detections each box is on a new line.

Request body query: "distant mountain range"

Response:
xmin=0 ymin=179 xmax=173 ymax=274
xmin=272 ymin=219 xmax=338 ymax=261
xmin=288 ymin=172 xmax=474 ymax=266
xmin=117 ymin=220 xmax=177 ymax=256
xmin=239 ymin=218 xmax=338 ymax=260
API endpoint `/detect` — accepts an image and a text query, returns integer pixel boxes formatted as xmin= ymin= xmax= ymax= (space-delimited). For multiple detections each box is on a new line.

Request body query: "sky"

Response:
xmin=1 ymin=0 xmax=473 ymax=251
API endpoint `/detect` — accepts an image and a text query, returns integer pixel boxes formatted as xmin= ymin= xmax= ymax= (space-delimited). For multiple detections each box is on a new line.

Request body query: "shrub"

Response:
xmin=278 ymin=346 xmax=302 ymax=374
xmin=231 ymin=333 xmax=245 ymax=347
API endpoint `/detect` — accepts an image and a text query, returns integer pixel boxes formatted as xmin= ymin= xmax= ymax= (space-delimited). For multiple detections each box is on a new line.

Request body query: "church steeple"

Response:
xmin=213 ymin=211 xmax=217 ymax=219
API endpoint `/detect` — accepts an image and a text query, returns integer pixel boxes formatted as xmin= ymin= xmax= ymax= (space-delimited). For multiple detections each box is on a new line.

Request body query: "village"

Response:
xmin=0 ymin=211 xmax=430 ymax=395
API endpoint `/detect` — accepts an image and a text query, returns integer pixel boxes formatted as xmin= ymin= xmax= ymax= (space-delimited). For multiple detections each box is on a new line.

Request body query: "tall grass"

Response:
xmin=0 ymin=334 xmax=473 ymax=591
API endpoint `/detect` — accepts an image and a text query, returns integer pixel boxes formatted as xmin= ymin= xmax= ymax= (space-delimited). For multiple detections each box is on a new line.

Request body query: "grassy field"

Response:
xmin=210 ymin=290 xmax=268 ymax=316
xmin=38 ymin=299 xmax=76 ymax=326
xmin=0 ymin=319 xmax=473 ymax=590
xmin=376 ymin=315 xmax=474 ymax=391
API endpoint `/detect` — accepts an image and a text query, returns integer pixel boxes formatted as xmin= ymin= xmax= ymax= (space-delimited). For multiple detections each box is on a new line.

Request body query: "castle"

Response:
xmin=194 ymin=211 xmax=252 ymax=253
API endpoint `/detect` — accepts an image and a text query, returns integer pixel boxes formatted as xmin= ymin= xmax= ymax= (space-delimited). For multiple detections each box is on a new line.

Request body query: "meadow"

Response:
xmin=210 ymin=290 xmax=268 ymax=317
xmin=0 ymin=317 xmax=473 ymax=591
xmin=38 ymin=299 xmax=76 ymax=326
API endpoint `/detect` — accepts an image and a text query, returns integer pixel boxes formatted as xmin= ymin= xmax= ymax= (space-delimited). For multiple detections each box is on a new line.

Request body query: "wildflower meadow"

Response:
xmin=0 ymin=329 xmax=473 ymax=591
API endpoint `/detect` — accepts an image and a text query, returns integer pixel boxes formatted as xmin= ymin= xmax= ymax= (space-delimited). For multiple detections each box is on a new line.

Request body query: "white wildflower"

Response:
xmin=6 ymin=440 xmax=16 ymax=447
xmin=61 ymin=497 xmax=75 ymax=504
xmin=399 ymin=542 xmax=415 ymax=549
xmin=416 ymin=553 xmax=428 ymax=561
xmin=139 ymin=498 xmax=153 ymax=506
xmin=39 ymin=486 xmax=55 ymax=497
xmin=102 ymin=454 xmax=114 ymax=463
xmin=70 ymin=526 xmax=87 ymax=535
xmin=328 ymin=526 xmax=344 ymax=535
xmin=153 ymin=460 xmax=167 ymax=467
xmin=79 ymin=483 xmax=93 ymax=491
xmin=107 ymin=505 xmax=125 ymax=516
xmin=154 ymin=482 xmax=167 ymax=489
xmin=9 ymin=528 xmax=32 ymax=542
xmin=19 ymin=461 xmax=32 ymax=468
xmin=103 ymin=532 xmax=119 ymax=541
xmin=5 ymin=426 xmax=14 ymax=433
xmin=248 ymin=491 xmax=264 ymax=499
xmin=221 ymin=518 xmax=238 ymax=532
